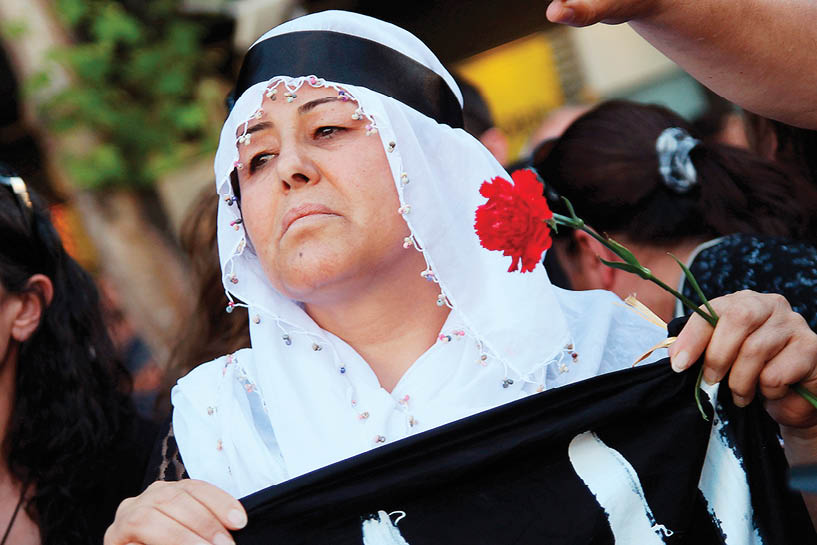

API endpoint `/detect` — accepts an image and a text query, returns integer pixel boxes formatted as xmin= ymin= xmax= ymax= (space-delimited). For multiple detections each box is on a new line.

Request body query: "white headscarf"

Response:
xmin=172 ymin=10 xmax=667 ymax=499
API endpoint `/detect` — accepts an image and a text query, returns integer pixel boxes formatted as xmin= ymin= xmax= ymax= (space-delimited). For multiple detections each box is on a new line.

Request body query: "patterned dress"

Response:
xmin=677 ymin=233 xmax=817 ymax=330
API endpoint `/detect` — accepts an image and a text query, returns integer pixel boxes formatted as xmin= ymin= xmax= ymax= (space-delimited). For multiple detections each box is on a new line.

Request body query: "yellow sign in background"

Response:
xmin=456 ymin=33 xmax=564 ymax=161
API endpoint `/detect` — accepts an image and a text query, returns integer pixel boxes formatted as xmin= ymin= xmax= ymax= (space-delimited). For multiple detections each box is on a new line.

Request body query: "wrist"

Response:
xmin=781 ymin=425 xmax=817 ymax=466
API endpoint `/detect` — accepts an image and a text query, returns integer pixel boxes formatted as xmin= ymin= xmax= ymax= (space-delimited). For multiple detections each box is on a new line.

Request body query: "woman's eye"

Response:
xmin=249 ymin=152 xmax=276 ymax=173
xmin=315 ymin=126 xmax=345 ymax=139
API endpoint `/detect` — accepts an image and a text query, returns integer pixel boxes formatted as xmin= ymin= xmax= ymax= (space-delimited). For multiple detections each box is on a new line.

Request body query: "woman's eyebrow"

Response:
xmin=245 ymin=121 xmax=274 ymax=135
xmin=298 ymin=96 xmax=341 ymax=114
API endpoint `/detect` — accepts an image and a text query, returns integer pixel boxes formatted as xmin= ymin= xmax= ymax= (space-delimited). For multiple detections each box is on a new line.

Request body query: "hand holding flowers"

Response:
xmin=475 ymin=169 xmax=817 ymax=420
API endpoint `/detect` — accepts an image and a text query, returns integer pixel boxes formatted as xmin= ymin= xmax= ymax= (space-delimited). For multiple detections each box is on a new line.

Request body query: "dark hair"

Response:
xmin=156 ymin=187 xmax=250 ymax=418
xmin=744 ymin=112 xmax=817 ymax=188
xmin=452 ymin=74 xmax=495 ymax=138
xmin=0 ymin=173 xmax=134 ymax=544
xmin=534 ymin=100 xmax=817 ymax=246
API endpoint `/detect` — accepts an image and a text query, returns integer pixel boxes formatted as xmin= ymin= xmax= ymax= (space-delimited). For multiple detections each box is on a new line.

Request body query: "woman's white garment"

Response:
xmin=172 ymin=10 xmax=668 ymax=500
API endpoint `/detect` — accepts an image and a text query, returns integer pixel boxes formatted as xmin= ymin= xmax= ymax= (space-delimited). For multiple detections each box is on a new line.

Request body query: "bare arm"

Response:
xmin=547 ymin=0 xmax=817 ymax=129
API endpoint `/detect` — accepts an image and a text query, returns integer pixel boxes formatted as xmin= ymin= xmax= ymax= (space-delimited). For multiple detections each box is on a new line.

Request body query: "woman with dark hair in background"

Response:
xmin=0 ymin=170 xmax=156 ymax=545
xmin=155 ymin=187 xmax=251 ymax=419
xmin=534 ymin=100 xmax=817 ymax=326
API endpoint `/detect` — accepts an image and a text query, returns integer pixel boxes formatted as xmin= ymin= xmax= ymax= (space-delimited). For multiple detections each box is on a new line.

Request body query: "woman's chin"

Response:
xmin=270 ymin=250 xmax=359 ymax=301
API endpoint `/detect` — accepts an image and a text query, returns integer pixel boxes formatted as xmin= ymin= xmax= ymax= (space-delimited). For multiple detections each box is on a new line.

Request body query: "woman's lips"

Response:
xmin=281 ymin=203 xmax=339 ymax=236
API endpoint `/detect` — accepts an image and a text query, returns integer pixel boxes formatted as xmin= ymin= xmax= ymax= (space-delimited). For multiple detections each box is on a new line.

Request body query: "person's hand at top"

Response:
xmin=104 ymin=480 xmax=247 ymax=545
xmin=544 ymin=0 xmax=817 ymax=129
xmin=545 ymin=0 xmax=663 ymax=27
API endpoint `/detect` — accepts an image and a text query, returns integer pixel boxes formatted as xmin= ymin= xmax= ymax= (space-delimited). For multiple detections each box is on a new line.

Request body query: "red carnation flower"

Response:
xmin=474 ymin=169 xmax=553 ymax=273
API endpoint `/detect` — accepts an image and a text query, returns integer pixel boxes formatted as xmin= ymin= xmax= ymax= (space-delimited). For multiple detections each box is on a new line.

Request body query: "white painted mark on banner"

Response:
xmin=362 ymin=510 xmax=411 ymax=545
xmin=697 ymin=382 xmax=764 ymax=544
xmin=568 ymin=431 xmax=672 ymax=543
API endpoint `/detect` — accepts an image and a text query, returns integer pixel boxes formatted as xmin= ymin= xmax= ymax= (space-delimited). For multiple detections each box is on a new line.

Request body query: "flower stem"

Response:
xmin=551 ymin=197 xmax=817 ymax=417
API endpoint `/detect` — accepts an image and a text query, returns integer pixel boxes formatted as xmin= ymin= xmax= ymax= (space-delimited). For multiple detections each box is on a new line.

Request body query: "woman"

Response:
xmin=155 ymin=187 xmax=251 ymax=419
xmin=534 ymin=100 xmax=817 ymax=328
xmin=0 ymin=171 xmax=156 ymax=545
xmin=105 ymin=12 xmax=817 ymax=545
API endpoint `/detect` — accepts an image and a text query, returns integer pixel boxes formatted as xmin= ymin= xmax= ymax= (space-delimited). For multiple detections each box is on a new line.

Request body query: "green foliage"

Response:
xmin=38 ymin=0 xmax=222 ymax=189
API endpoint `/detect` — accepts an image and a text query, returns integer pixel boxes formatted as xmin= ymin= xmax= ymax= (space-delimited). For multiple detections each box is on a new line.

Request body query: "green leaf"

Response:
xmin=91 ymin=4 xmax=143 ymax=45
xmin=669 ymin=253 xmax=718 ymax=321
xmin=603 ymin=235 xmax=642 ymax=267
xmin=1 ymin=19 xmax=28 ymax=40
xmin=598 ymin=258 xmax=652 ymax=280
xmin=55 ymin=0 xmax=89 ymax=27
xmin=694 ymin=367 xmax=709 ymax=421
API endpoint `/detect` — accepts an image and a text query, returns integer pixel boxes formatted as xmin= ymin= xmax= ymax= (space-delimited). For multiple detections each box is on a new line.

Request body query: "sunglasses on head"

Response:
xmin=0 ymin=174 xmax=34 ymax=227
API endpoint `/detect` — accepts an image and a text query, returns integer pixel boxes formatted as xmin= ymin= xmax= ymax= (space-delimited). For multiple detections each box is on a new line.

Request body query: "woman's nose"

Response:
xmin=276 ymin=144 xmax=319 ymax=191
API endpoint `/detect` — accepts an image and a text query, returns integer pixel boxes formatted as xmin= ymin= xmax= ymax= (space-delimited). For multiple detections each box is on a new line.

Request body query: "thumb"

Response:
xmin=546 ymin=0 xmax=603 ymax=27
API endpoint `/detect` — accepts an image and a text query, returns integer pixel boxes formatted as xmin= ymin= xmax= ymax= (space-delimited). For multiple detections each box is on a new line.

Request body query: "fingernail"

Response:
xmin=213 ymin=533 xmax=234 ymax=545
xmin=733 ymin=394 xmax=748 ymax=408
xmin=671 ymin=350 xmax=689 ymax=372
xmin=228 ymin=509 xmax=247 ymax=529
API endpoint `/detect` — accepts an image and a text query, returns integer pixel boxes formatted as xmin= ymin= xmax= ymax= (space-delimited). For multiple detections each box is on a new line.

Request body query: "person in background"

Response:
xmin=453 ymin=75 xmax=509 ymax=166
xmin=99 ymin=277 xmax=164 ymax=419
xmin=0 ymin=169 xmax=156 ymax=545
xmin=155 ymin=187 xmax=251 ymax=419
xmin=545 ymin=0 xmax=817 ymax=188
xmin=524 ymin=104 xmax=591 ymax=156
xmin=534 ymin=100 xmax=817 ymax=327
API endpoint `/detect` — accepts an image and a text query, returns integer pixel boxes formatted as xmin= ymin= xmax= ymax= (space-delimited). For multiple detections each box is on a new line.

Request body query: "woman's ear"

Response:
xmin=572 ymin=230 xmax=618 ymax=291
xmin=10 ymin=274 xmax=53 ymax=343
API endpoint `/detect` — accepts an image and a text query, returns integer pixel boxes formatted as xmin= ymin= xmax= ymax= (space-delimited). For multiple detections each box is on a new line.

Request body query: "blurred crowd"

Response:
xmin=2 ymin=1 xmax=817 ymax=544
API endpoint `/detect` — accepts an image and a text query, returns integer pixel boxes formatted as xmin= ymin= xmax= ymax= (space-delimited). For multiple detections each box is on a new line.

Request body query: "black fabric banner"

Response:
xmin=234 ymin=356 xmax=816 ymax=544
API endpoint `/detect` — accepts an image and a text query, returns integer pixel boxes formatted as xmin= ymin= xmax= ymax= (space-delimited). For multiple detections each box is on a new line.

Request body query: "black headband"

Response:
xmin=229 ymin=30 xmax=464 ymax=129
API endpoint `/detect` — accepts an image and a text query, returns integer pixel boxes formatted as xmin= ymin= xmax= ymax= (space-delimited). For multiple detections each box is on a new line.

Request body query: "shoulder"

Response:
xmin=689 ymin=233 xmax=817 ymax=328
xmin=171 ymin=348 xmax=256 ymax=438
xmin=693 ymin=233 xmax=817 ymax=266
xmin=173 ymin=348 xmax=255 ymax=401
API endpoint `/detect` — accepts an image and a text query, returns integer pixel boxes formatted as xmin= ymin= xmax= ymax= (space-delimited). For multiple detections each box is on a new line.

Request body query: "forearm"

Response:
xmin=781 ymin=426 xmax=817 ymax=528
xmin=628 ymin=0 xmax=817 ymax=129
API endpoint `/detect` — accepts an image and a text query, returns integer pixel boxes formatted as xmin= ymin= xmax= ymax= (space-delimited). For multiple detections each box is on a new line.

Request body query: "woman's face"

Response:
xmin=235 ymin=85 xmax=411 ymax=303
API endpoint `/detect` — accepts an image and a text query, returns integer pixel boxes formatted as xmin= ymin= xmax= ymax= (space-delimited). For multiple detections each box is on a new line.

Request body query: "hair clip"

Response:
xmin=284 ymin=92 xmax=297 ymax=103
xmin=266 ymin=87 xmax=278 ymax=100
xmin=237 ymin=133 xmax=252 ymax=146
